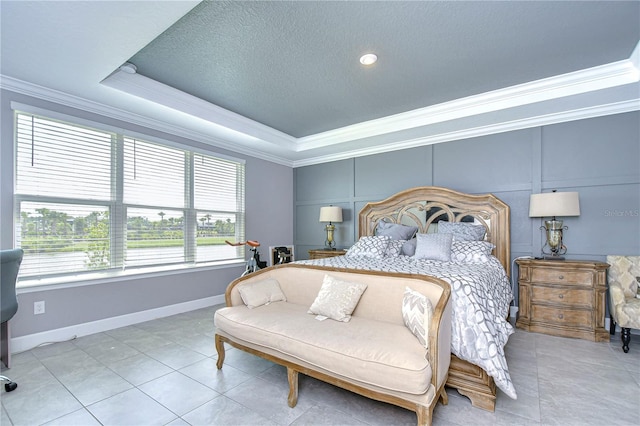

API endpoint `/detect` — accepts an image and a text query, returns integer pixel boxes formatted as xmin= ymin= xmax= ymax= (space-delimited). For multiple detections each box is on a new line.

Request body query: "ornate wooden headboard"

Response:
xmin=358 ymin=186 xmax=511 ymax=278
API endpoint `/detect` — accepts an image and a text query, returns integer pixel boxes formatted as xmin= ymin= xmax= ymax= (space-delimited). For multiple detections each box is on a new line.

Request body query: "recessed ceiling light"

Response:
xmin=359 ymin=53 xmax=377 ymax=66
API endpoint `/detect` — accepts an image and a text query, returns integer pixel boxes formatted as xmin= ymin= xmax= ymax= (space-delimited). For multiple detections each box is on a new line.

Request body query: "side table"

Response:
xmin=515 ymin=258 xmax=609 ymax=342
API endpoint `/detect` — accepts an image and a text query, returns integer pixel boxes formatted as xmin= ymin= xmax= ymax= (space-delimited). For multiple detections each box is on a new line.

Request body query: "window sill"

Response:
xmin=17 ymin=259 xmax=245 ymax=294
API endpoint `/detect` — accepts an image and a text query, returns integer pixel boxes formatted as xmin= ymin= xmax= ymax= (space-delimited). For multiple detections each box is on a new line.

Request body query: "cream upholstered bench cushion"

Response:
xmin=215 ymin=302 xmax=432 ymax=395
xmin=607 ymin=255 xmax=640 ymax=329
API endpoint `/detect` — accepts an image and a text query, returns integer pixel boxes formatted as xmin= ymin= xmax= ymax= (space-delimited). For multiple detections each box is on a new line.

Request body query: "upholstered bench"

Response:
xmin=214 ymin=264 xmax=452 ymax=426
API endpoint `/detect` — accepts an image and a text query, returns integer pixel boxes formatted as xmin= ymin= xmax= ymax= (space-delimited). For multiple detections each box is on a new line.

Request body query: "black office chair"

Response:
xmin=1 ymin=248 xmax=23 ymax=392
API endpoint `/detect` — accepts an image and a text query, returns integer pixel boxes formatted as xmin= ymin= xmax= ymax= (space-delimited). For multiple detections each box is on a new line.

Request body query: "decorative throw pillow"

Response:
xmin=450 ymin=241 xmax=495 ymax=264
xmin=376 ymin=221 xmax=419 ymax=241
xmin=384 ymin=239 xmax=406 ymax=258
xmin=413 ymin=233 xmax=453 ymax=262
xmin=402 ymin=287 xmax=433 ymax=349
xmin=345 ymin=235 xmax=391 ymax=258
xmin=238 ymin=278 xmax=287 ymax=309
xmin=437 ymin=221 xmax=486 ymax=241
xmin=402 ymin=238 xmax=417 ymax=256
xmin=308 ymin=274 xmax=368 ymax=322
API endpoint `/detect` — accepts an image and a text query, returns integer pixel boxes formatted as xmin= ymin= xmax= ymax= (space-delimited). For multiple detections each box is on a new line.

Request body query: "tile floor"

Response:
xmin=1 ymin=305 xmax=639 ymax=426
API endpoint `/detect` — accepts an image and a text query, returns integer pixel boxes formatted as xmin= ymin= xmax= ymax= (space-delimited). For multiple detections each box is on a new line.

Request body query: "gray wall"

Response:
xmin=1 ymin=89 xmax=293 ymax=337
xmin=294 ymin=112 xmax=640 ymax=306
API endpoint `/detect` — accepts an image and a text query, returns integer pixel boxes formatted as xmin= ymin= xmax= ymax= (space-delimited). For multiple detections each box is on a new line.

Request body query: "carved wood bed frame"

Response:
xmin=358 ymin=186 xmax=511 ymax=411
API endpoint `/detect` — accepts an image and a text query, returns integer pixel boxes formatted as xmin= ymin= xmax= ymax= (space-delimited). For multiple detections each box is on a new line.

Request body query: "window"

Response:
xmin=14 ymin=110 xmax=245 ymax=283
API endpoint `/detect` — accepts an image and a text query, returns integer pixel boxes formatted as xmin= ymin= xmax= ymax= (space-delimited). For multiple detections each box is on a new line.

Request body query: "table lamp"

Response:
xmin=319 ymin=206 xmax=342 ymax=249
xmin=529 ymin=190 xmax=580 ymax=260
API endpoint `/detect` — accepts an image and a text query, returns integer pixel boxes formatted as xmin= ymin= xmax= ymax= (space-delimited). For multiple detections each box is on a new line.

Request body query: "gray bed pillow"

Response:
xmin=402 ymin=238 xmax=417 ymax=256
xmin=437 ymin=221 xmax=486 ymax=241
xmin=376 ymin=221 xmax=419 ymax=240
xmin=413 ymin=233 xmax=453 ymax=262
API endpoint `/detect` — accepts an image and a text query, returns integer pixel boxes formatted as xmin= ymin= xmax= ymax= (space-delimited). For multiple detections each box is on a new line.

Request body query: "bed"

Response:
xmin=296 ymin=186 xmax=516 ymax=411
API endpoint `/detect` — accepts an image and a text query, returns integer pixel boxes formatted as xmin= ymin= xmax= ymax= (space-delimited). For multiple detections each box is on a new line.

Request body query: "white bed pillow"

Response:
xmin=308 ymin=274 xmax=367 ymax=322
xmin=345 ymin=235 xmax=391 ymax=259
xmin=402 ymin=287 xmax=433 ymax=349
xmin=451 ymin=241 xmax=495 ymax=263
xmin=384 ymin=239 xmax=406 ymax=258
xmin=413 ymin=233 xmax=453 ymax=262
xmin=437 ymin=221 xmax=486 ymax=241
xmin=238 ymin=278 xmax=287 ymax=309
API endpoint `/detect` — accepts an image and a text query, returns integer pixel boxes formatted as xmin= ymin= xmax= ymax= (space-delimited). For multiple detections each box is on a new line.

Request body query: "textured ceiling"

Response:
xmin=129 ymin=1 xmax=640 ymax=137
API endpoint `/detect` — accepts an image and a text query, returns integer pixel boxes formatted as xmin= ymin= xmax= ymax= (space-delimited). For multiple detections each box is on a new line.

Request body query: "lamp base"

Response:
xmin=540 ymin=220 xmax=568 ymax=261
xmin=324 ymin=223 xmax=336 ymax=249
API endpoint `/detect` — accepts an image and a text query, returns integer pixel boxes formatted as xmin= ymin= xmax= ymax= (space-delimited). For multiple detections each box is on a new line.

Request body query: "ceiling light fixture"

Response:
xmin=359 ymin=53 xmax=377 ymax=66
xmin=119 ymin=63 xmax=137 ymax=74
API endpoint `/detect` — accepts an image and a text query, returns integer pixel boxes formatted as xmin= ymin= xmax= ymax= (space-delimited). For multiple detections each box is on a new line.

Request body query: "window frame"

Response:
xmin=12 ymin=103 xmax=246 ymax=289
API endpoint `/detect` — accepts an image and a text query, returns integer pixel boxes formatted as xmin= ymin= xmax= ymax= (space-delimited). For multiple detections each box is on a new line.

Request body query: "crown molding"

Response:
xmin=295 ymin=56 xmax=640 ymax=152
xmin=631 ymin=40 xmax=640 ymax=71
xmin=291 ymin=99 xmax=640 ymax=168
xmin=0 ymin=75 xmax=295 ymax=167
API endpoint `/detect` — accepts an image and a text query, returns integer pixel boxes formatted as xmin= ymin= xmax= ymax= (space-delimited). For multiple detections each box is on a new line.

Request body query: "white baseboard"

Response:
xmin=509 ymin=306 xmax=518 ymax=319
xmin=11 ymin=294 xmax=225 ymax=354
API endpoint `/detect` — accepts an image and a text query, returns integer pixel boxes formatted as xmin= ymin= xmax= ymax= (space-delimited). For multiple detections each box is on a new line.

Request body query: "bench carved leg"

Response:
xmin=439 ymin=387 xmax=448 ymax=406
xmin=215 ymin=335 xmax=225 ymax=369
xmin=287 ymin=367 xmax=299 ymax=408
xmin=415 ymin=405 xmax=432 ymax=426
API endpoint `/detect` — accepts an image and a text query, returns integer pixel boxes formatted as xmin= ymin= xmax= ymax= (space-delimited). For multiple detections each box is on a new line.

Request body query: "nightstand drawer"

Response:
xmin=531 ymin=286 xmax=592 ymax=308
xmin=532 ymin=305 xmax=592 ymax=327
xmin=530 ymin=268 xmax=592 ymax=286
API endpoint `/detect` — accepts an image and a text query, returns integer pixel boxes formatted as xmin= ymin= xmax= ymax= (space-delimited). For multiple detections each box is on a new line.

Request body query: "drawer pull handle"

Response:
xmin=558 ymin=314 xmax=564 ymax=320
xmin=558 ymin=294 xmax=564 ymax=299
xmin=558 ymin=275 xmax=564 ymax=280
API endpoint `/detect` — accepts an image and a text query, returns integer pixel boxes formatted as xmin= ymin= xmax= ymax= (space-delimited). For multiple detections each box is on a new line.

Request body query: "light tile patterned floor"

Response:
xmin=1 ymin=305 xmax=639 ymax=425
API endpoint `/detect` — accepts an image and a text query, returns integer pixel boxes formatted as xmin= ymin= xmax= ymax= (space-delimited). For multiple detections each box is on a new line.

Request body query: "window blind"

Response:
xmin=193 ymin=154 xmax=245 ymax=262
xmin=123 ymin=138 xmax=185 ymax=208
xmin=14 ymin=110 xmax=245 ymax=282
xmin=15 ymin=115 xmax=113 ymax=200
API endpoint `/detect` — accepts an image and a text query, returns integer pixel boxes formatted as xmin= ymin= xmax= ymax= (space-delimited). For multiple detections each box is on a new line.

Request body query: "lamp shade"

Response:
xmin=529 ymin=192 xmax=580 ymax=217
xmin=319 ymin=206 xmax=343 ymax=223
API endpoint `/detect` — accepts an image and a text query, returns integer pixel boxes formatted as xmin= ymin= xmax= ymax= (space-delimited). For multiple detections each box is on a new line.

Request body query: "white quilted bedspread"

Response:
xmin=295 ymin=255 xmax=517 ymax=399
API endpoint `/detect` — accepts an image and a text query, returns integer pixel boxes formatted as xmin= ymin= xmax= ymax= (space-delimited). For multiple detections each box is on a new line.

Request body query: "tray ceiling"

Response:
xmin=1 ymin=1 xmax=639 ymax=166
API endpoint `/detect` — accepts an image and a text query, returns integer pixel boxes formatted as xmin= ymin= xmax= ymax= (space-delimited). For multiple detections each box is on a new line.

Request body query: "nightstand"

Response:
xmin=515 ymin=258 xmax=609 ymax=342
xmin=308 ymin=249 xmax=346 ymax=260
